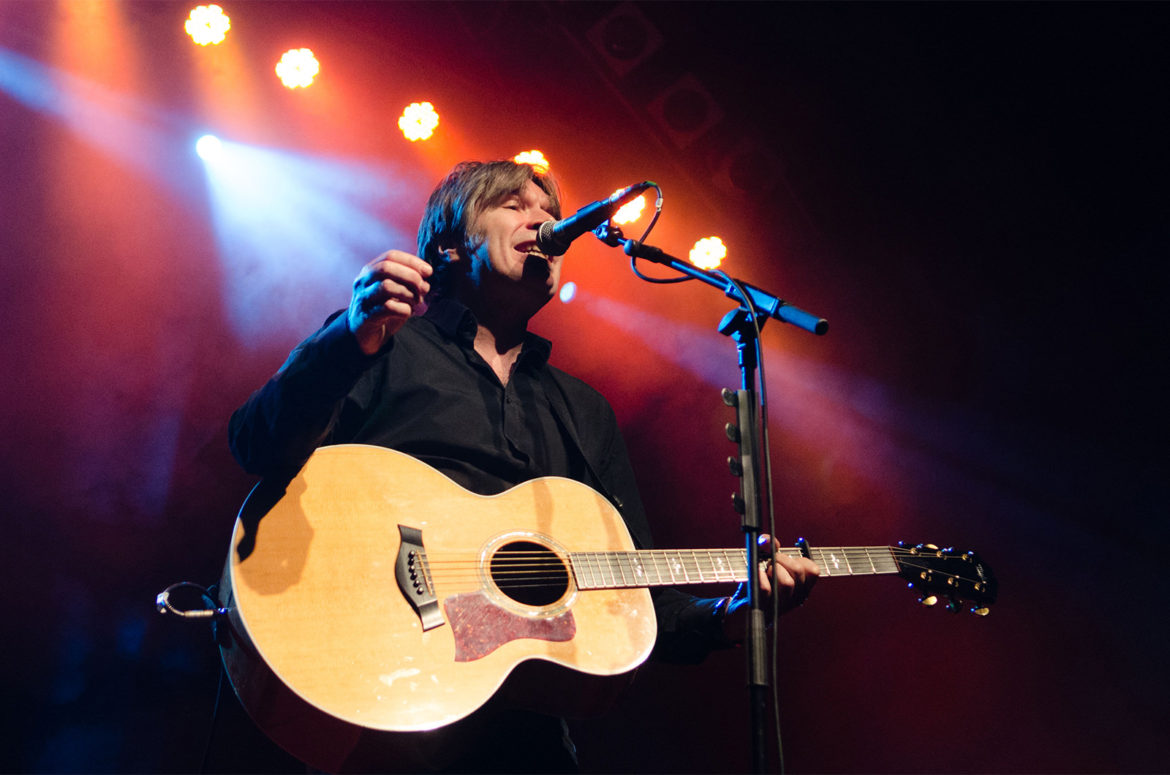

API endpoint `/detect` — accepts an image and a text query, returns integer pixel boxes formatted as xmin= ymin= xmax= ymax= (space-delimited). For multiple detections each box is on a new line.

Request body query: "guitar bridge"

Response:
xmin=395 ymin=525 xmax=444 ymax=631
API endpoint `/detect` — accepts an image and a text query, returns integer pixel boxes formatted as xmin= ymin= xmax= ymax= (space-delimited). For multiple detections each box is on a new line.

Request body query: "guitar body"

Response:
xmin=217 ymin=444 xmax=998 ymax=771
xmin=219 ymin=444 xmax=655 ymax=771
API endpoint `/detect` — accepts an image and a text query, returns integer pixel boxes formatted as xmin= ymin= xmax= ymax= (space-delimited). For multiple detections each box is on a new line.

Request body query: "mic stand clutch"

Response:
xmin=595 ymin=225 xmax=827 ymax=773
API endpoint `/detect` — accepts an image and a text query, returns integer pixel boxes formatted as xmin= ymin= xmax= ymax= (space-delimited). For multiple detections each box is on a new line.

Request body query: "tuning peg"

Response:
xmin=919 ymin=594 xmax=939 ymax=607
xmin=725 ymin=423 xmax=740 ymax=443
xmin=971 ymin=607 xmax=991 ymax=617
xmin=721 ymin=388 xmax=738 ymax=407
xmin=727 ymin=457 xmax=743 ymax=477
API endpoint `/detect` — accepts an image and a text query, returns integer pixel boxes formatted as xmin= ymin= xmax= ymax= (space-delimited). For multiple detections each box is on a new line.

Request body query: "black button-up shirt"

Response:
xmin=327 ymin=297 xmax=584 ymax=497
xmin=229 ymin=297 xmax=728 ymax=663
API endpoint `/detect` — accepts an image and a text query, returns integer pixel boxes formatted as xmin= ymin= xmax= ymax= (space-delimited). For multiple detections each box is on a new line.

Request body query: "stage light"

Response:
xmin=275 ymin=48 xmax=319 ymax=89
xmin=513 ymin=150 xmax=549 ymax=174
xmin=195 ymin=133 xmax=223 ymax=161
xmin=611 ymin=193 xmax=646 ymax=225
xmin=398 ymin=101 xmax=439 ymax=141
xmin=689 ymin=236 xmax=726 ymax=270
xmin=559 ymin=281 xmax=577 ymax=304
xmin=185 ymin=5 xmax=230 ymax=46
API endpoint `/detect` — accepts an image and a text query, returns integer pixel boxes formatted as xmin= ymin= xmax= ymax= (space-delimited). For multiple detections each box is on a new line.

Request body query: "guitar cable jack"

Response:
xmin=156 ymin=581 xmax=228 ymax=620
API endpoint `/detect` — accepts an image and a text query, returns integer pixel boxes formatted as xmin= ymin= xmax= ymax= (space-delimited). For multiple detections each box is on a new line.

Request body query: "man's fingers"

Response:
xmin=367 ymin=278 xmax=425 ymax=309
xmin=358 ymin=259 xmax=431 ymax=300
xmin=349 ymin=250 xmax=431 ymax=355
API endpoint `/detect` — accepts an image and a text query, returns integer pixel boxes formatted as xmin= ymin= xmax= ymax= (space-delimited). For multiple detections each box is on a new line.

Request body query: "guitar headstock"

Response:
xmin=893 ymin=543 xmax=997 ymax=615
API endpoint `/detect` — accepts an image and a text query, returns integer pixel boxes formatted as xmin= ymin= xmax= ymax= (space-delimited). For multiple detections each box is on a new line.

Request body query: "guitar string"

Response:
xmin=417 ymin=546 xmax=949 ymax=558
xmin=421 ymin=550 xmax=968 ymax=573
xmin=420 ymin=553 xmax=984 ymax=586
xmin=420 ymin=548 xmax=954 ymax=568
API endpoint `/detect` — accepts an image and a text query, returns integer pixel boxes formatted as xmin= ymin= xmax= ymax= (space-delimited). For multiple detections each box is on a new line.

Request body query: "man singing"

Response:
xmin=227 ymin=160 xmax=819 ymax=772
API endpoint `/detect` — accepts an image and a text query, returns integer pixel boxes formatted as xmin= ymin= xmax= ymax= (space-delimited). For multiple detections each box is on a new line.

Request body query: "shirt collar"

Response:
xmin=422 ymin=296 xmax=552 ymax=366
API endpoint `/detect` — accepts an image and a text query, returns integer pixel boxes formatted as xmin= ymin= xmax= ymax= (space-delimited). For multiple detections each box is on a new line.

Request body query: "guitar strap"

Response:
xmin=538 ymin=366 xmax=622 ymax=513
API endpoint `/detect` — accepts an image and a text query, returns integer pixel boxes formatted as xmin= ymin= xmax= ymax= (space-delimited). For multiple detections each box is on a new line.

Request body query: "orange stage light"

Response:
xmin=398 ymin=102 xmax=440 ymax=141
xmin=275 ymin=48 xmax=320 ymax=89
xmin=513 ymin=150 xmax=549 ymax=174
xmin=611 ymin=194 xmax=646 ymax=225
xmin=185 ymin=4 xmax=230 ymax=46
xmin=689 ymin=236 xmax=726 ymax=270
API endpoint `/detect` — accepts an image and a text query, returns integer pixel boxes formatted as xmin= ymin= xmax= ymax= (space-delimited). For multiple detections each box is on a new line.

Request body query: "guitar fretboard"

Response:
xmin=569 ymin=546 xmax=900 ymax=590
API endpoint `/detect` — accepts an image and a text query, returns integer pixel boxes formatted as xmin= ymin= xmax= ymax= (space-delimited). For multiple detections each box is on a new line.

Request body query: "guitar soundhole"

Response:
xmin=489 ymin=541 xmax=569 ymax=607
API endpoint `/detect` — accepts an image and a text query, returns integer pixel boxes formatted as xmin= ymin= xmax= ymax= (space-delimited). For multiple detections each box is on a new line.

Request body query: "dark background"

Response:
xmin=2 ymin=2 xmax=1167 ymax=772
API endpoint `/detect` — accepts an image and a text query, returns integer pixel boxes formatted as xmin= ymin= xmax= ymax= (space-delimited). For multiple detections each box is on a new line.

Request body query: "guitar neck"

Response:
xmin=569 ymin=545 xmax=900 ymax=590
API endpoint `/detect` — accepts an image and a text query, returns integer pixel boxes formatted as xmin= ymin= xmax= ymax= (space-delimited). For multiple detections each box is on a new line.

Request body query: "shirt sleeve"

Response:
xmin=228 ymin=312 xmax=382 ymax=476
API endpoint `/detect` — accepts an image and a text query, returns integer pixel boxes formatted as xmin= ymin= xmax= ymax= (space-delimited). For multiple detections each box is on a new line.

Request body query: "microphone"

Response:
xmin=536 ymin=182 xmax=654 ymax=256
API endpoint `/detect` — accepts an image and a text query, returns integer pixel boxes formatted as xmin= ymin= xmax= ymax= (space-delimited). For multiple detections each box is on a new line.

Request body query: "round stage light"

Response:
xmin=276 ymin=49 xmax=320 ymax=89
xmin=398 ymin=102 xmax=440 ymax=141
xmin=186 ymin=5 xmax=230 ymax=46
xmin=195 ymin=134 xmax=223 ymax=162
xmin=689 ymin=236 xmax=726 ymax=270
xmin=513 ymin=150 xmax=550 ymax=174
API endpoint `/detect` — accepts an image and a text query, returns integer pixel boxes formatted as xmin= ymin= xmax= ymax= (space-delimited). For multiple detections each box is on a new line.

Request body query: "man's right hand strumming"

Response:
xmin=347 ymin=250 xmax=433 ymax=355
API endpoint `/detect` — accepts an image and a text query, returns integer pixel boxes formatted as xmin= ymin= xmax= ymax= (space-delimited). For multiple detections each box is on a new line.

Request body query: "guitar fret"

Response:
xmin=640 ymin=552 xmax=655 ymax=586
xmin=588 ymin=553 xmax=602 ymax=588
xmin=614 ymin=552 xmax=630 ymax=587
xmin=847 ymin=547 xmax=875 ymax=575
xmin=574 ymin=553 xmax=591 ymax=589
xmin=651 ymin=551 xmax=667 ymax=585
xmin=630 ymin=554 xmax=646 ymax=586
xmin=731 ymin=551 xmax=748 ymax=581
xmin=858 ymin=547 xmax=878 ymax=574
xmin=589 ymin=552 xmax=604 ymax=588
xmin=816 ymin=548 xmax=844 ymax=577
xmin=872 ymin=547 xmax=898 ymax=574
xmin=706 ymin=550 xmax=722 ymax=582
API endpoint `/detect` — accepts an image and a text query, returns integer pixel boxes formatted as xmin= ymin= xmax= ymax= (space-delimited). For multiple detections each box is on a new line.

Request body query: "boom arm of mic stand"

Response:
xmin=618 ymin=239 xmax=829 ymax=336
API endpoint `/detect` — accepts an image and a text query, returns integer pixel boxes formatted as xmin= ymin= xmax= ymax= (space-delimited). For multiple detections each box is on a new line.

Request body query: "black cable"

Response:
xmin=630 ymin=256 xmax=693 ymax=283
xmin=199 ymin=663 xmax=226 ymax=774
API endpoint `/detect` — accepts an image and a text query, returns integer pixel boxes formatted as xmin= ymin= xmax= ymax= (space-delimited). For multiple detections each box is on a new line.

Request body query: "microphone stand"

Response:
xmin=594 ymin=226 xmax=827 ymax=773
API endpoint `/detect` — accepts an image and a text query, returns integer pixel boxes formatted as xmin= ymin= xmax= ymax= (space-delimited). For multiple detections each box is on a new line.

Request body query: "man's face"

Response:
xmin=462 ymin=179 xmax=562 ymax=308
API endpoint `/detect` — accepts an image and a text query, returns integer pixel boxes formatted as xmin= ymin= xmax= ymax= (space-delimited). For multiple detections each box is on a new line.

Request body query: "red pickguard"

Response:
xmin=443 ymin=591 xmax=576 ymax=661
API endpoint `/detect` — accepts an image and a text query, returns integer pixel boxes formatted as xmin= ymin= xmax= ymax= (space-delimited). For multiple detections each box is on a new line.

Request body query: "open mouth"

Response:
xmin=515 ymin=241 xmax=550 ymax=261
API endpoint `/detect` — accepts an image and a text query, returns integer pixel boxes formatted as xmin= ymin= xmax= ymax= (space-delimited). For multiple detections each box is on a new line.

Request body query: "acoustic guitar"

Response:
xmin=217 ymin=444 xmax=996 ymax=772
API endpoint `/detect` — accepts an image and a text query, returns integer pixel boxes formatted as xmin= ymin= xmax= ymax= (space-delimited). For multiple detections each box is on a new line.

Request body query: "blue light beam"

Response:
xmin=198 ymin=140 xmax=427 ymax=344
xmin=0 ymin=46 xmax=193 ymax=194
